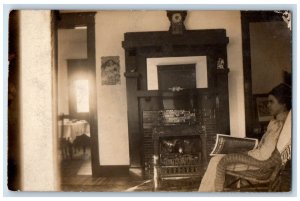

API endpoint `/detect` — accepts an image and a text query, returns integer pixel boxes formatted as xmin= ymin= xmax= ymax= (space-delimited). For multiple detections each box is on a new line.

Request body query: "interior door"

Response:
xmin=241 ymin=11 xmax=292 ymax=138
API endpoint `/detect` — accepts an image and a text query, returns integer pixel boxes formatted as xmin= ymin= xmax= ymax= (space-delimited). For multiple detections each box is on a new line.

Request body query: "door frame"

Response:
xmin=241 ymin=11 xmax=284 ymax=137
xmin=55 ymin=12 xmax=100 ymax=176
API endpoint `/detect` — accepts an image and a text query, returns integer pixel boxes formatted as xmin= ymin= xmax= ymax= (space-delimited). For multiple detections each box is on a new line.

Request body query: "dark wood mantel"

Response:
xmin=122 ymin=29 xmax=229 ymax=49
xmin=123 ymin=29 xmax=230 ymax=169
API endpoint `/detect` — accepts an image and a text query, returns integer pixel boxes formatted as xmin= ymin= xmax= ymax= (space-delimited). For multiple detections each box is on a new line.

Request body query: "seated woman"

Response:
xmin=198 ymin=83 xmax=291 ymax=192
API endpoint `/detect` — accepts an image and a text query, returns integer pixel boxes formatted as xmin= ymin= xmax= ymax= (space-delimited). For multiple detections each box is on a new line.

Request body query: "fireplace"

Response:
xmin=142 ymin=109 xmax=209 ymax=183
xmin=123 ymin=28 xmax=231 ymax=169
xmin=153 ymin=124 xmax=207 ymax=185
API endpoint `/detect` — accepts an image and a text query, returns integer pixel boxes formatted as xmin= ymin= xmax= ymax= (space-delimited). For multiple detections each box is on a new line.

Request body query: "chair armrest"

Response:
xmin=218 ymin=151 xmax=282 ymax=171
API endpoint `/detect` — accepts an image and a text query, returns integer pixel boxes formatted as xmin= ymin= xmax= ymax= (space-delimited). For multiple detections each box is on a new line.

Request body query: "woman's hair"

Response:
xmin=269 ymin=83 xmax=292 ymax=110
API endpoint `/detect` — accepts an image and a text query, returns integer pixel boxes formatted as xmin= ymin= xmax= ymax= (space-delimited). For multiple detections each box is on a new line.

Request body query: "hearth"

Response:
xmin=152 ymin=124 xmax=207 ymax=189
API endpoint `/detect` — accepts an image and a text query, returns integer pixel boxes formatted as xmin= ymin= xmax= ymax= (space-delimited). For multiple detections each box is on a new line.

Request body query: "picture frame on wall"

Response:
xmin=254 ymin=94 xmax=273 ymax=122
xmin=101 ymin=56 xmax=121 ymax=85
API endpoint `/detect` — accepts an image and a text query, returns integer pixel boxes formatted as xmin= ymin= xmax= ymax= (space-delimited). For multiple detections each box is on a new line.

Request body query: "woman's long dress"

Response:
xmin=198 ymin=112 xmax=288 ymax=192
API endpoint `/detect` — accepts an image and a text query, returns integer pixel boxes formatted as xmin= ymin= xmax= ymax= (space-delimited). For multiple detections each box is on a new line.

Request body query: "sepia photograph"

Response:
xmin=6 ymin=8 xmax=293 ymax=193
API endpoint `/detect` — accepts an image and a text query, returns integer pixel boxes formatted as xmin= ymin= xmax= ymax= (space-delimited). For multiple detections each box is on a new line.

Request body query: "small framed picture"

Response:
xmin=101 ymin=56 xmax=121 ymax=85
xmin=254 ymin=94 xmax=273 ymax=122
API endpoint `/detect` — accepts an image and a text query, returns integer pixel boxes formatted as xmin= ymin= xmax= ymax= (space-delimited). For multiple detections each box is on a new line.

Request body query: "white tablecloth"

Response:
xmin=59 ymin=120 xmax=90 ymax=143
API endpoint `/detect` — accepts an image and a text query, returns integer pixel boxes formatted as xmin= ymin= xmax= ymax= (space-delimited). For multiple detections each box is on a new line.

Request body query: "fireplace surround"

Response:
xmin=123 ymin=18 xmax=230 ymax=173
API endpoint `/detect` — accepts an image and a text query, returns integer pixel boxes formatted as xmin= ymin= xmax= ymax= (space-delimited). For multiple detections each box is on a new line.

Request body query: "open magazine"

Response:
xmin=210 ymin=134 xmax=259 ymax=156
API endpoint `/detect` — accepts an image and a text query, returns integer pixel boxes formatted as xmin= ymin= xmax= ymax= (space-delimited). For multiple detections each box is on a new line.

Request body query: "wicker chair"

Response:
xmin=223 ymin=111 xmax=291 ymax=192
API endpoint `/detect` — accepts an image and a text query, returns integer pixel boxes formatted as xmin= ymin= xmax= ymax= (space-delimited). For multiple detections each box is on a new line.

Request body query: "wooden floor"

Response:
xmin=61 ymin=176 xmax=145 ymax=192
xmin=60 ymin=151 xmax=292 ymax=192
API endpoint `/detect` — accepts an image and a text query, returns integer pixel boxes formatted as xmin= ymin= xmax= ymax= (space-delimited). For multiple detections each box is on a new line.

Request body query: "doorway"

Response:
xmin=241 ymin=11 xmax=292 ymax=138
xmin=55 ymin=12 xmax=99 ymax=184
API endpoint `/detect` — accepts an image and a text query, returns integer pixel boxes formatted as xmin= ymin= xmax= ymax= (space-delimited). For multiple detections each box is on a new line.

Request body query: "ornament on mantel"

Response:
xmin=217 ymin=58 xmax=225 ymax=69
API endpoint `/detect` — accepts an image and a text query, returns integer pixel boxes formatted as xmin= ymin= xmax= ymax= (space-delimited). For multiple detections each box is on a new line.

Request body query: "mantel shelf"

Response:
xmin=122 ymin=29 xmax=229 ymax=49
xmin=136 ymin=88 xmax=218 ymax=98
xmin=123 ymin=69 xmax=229 ymax=79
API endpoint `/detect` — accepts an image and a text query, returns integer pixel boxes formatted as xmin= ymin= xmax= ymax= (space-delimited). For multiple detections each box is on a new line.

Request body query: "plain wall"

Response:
xmin=95 ymin=10 xmax=245 ymax=165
